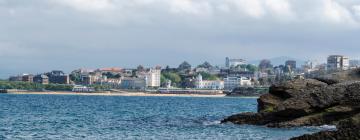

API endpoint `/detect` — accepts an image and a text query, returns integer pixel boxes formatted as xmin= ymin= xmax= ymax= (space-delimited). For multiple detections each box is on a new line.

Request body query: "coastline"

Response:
xmin=6 ymin=91 xmax=233 ymax=98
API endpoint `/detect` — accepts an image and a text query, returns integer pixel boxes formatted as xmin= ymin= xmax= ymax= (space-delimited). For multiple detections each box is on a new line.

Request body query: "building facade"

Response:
xmin=138 ymin=67 xmax=161 ymax=88
xmin=22 ymin=74 xmax=34 ymax=83
xmin=46 ymin=70 xmax=70 ymax=84
xmin=327 ymin=55 xmax=349 ymax=71
xmin=225 ymin=57 xmax=247 ymax=68
xmin=195 ymin=74 xmax=224 ymax=90
xmin=224 ymin=76 xmax=252 ymax=90
xmin=33 ymin=74 xmax=49 ymax=85
xmin=72 ymin=85 xmax=95 ymax=92
xmin=120 ymin=77 xmax=146 ymax=90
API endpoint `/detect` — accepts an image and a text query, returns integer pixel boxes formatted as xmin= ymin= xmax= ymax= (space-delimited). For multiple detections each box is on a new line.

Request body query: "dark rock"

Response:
xmin=222 ymin=69 xmax=360 ymax=140
xmin=227 ymin=87 xmax=268 ymax=97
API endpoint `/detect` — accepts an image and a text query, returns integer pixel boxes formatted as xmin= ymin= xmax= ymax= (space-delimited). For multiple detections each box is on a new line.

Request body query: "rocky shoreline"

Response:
xmin=222 ymin=69 xmax=360 ymax=140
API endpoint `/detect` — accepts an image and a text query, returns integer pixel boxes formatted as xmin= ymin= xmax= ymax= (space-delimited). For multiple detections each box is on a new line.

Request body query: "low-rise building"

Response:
xmin=22 ymin=74 xmax=34 ymax=83
xmin=224 ymin=76 xmax=252 ymax=90
xmin=120 ymin=77 xmax=146 ymax=90
xmin=46 ymin=70 xmax=70 ymax=84
xmin=195 ymin=74 xmax=224 ymax=90
xmin=9 ymin=75 xmax=23 ymax=82
xmin=72 ymin=85 xmax=95 ymax=92
xmin=33 ymin=74 xmax=49 ymax=84
xmin=81 ymin=72 xmax=102 ymax=85
xmin=9 ymin=74 xmax=33 ymax=82
xmin=100 ymin=78 xmax=122 ymax=89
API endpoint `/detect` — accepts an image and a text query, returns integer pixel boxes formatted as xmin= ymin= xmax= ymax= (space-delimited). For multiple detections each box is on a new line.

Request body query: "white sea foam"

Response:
xmin=319 ymin=125 xmax=337 ymax=130
xmin=202 ymin=120 xmax=221 ymax=126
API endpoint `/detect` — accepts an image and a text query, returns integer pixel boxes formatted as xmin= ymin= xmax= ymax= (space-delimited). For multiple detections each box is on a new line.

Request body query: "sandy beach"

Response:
xmin=7 ymin=91 xmax=229 ymax=98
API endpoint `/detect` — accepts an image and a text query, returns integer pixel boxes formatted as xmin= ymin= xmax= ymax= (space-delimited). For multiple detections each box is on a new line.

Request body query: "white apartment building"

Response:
xmin=138 ymin=67 xmax=161 ymax=88
xmin=224 ymin=76 xmax=252 ymax=90
xmin=195 ymin=74 xmax=224 ymax=90
xmin=226 ymin=57 xmax=247 ymax=68
xmin=327 ymin=55 xmax=349 ymax=71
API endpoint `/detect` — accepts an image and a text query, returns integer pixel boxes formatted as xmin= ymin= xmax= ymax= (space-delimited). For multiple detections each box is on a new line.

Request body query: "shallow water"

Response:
xmin=0 ymin=94 xmax=329 ymax=140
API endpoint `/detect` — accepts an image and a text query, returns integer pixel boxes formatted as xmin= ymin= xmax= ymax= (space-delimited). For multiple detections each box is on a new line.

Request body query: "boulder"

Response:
xmin=222 ymin=70 xmax=360 ymax=139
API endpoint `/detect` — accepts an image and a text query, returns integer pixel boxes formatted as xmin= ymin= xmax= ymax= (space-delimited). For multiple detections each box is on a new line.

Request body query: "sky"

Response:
xmin=1 ymin=0 xmax=360 ymax=78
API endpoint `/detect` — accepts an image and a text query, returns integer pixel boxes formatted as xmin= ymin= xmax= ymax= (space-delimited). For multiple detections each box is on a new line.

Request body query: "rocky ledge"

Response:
xmin=222 ymin=69 xmax=360 ymax=140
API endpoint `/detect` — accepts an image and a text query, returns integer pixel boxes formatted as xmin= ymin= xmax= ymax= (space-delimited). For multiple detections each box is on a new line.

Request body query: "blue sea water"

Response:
xmin=0 ymin=94 xmax=330 ymax=140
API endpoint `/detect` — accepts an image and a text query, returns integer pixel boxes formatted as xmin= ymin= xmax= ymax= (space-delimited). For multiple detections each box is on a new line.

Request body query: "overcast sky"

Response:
xmin=1 ymin=0 xmax=360 ymax=77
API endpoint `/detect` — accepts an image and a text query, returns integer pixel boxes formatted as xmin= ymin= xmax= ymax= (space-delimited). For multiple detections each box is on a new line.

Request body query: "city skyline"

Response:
xmin=1 ymin=0 xmax=360 ymax=78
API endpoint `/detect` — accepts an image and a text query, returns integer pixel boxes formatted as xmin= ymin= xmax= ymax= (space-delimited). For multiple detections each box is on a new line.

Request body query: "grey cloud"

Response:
xmin=1 ymin=0 xmax=360 ymax=78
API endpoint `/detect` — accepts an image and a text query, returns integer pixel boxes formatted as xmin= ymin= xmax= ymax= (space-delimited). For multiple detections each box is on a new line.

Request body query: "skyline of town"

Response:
xmin=5 ymin=54 xmax=358 ymax=90
xmin=2 ymin=54 xmax=359 ymax=78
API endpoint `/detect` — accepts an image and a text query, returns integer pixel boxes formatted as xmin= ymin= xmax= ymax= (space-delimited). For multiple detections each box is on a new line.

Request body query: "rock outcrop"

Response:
xmin=222 ymin=69 xmax=360 ymax=140
xmin=226 ymin=87 xmax=268 ymax=97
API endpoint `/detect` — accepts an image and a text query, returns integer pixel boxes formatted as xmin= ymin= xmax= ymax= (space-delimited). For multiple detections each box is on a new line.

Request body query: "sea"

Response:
xmin=0 ymin=94 xmax=334 ymax=140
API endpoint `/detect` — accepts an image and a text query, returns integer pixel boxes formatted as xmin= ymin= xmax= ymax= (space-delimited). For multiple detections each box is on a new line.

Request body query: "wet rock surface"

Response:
xmin=222 ymin=69 xmax=360 ymax=140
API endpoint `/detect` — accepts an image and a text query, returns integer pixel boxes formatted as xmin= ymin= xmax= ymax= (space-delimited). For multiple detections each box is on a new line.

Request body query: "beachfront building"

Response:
xmin=33 ymin=74 xmax=49 ymax=85
xmin=100 ymin=78 xmax=122 ymax=89
xmin=72 ymin=85 xmax=95 ymax=92
xmin=46 ymin=70 xmax=70 ymax=84
xmin=146 ymin=68 xmax=161 ymax=87
xmin=81 ymin=75 xmax=96 ymax=85
xmin=327 ymin=55 xmax=350 ymax=71
xmin=9 ymin=75 xmax=23 ymax=82
xmin=22 ymin=74 xmax=34 ymax=83
xmin=9 ymin=74 xmax=33 ymax=82
xmin=138 ymin=67 xmax=161 ymax=88
xmin=120 ymin=77 xmax=146 ymax=90
xmin=81 ymin=72 xmax=103 ymax=85
xmin=195 ymin=74 xmax=224 ymax=90
xmin=226 ymin=57 xmax=247 ymax=68
xmin=224 ymin=76 xmax=252 ymax=90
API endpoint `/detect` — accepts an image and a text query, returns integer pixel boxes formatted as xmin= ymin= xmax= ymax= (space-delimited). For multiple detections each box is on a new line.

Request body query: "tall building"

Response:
xmin=138 ymin=67 xmax=161 ymax=88
xmin=327 ymin=55 xmax=349 ymax=71
xmin=226 ymin=57 xmax=247 ymax=68
xmin=145 ymin=68 xmax=161 ymax=87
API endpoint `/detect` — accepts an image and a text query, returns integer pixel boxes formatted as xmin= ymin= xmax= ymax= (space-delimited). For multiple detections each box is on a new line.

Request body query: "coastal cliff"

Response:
xmin=222 ymin=69 xmax=360 ymax=140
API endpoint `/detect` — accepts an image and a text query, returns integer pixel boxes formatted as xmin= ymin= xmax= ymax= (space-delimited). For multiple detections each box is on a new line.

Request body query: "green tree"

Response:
xmin=162 ymin=72 xmax=181 ymax=86
xmin=160 ymin=74 xmax=167 ymax=86
xmin=246 ymin=64 xmax=258 ymax=72
xmin=198 ymin=72 xmax=219 ymax=80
